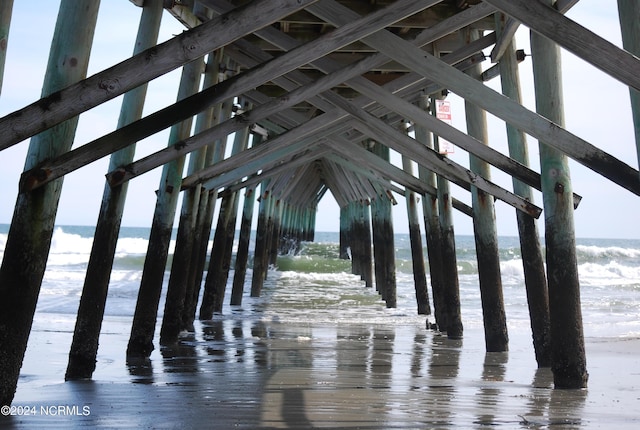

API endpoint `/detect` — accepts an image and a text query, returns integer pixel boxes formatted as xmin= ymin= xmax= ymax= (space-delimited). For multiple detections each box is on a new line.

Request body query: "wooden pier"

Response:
xmin=0 ymin=0 xmax=639 ymax=407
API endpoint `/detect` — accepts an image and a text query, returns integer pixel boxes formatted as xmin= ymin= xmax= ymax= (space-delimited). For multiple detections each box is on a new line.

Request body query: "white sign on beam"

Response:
xmin=435 ymin=100 xmax=455 ymax=155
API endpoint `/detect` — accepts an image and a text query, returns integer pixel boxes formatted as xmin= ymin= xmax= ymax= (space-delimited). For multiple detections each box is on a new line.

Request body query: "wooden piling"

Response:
xmin=401 ymin=131 xmax=430 ymax=315
xmin=496 ymin=13 xmax=551 ymax=367
xmin=369 ymin=142 xmax=396 ymax=305
xmin=306 ymin=204 xmax=317 ymax=242
xmin=530 ymin=14 xmax=588 ymax=388
xmin=0 ymin=0 xmax=99 ymax=405
xmin=182 ymin=88 xmax=233 ymax=330
xmin=0 ymin=0 xmax=13 ymax=96
xmin=159 ymin=51 xmax=222 ymax=345
xmin=360 ymin=200 xmax=374 ymax=289
xmin=339 ymin=205 xmax=351 ymax=260
xmin=415 ymin=97 xmax=447 ymax=330
xmin=617 ymin=0 xmax=640 ymax=170
xmin=181 ymin=92 xmax=233 ymax=330
xmin=200 ymin=121 xmax=251 ymax=317
xmin=231 ymin=160 xmax=258 ymax=305
xmin=250 ymin=187 xmax=272 ymax=297
xmin=431 ymin=96 xmax=463 ymax=339
xmin=126 ymin=58 xmax=204 ymax=359
xmin=464 ymin=29 xmax=508 ymax=352
xmin=66 ymin=0 xmax=163 ymax=379
xmin=199 ymin=190 xmax=238 ymax=316
xmin=268 ymin=199 xmax=282 ymax=267
xmin=279 ymin=202 xmax=296 ymax=255
xmin=347 ymin=202 xmax=361 ymax=278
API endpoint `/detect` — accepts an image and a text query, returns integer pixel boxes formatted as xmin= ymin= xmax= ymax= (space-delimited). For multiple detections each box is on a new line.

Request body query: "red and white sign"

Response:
xmin=435 ymin=100 xmax=455 ymax=154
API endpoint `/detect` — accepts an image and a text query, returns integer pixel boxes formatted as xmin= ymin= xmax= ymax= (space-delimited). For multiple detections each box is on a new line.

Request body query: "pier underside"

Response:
xmin=0 ymin=0 xmax=639 ymax=408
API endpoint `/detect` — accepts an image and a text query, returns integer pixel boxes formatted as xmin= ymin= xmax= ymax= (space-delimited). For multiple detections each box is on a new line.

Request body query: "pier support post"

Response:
xmin=496 ymin=13 xmax=551 ymax=367
xmin=617 ymin=0 xmax=640 ymax=170
xmin=127 ymin=58 xmax=204 ymax=359
xmin=199 ymin=190 xmax=238 ymax=317
xmin=231 ymin=165 xmax=258 ymax=305
xmin=0 ymin=0 xmax=99 ymax=405
xmin=200 ymin=121 xmax=250 ymax=317
xmin=348 ymin=201 xmax=363 ymax=278
xmin=160 ymin=51 xmax=222 ymax=344
xmin=464 ymin=29 xmax=508 ymax=352
xmin=359 ymin=200 xmax=374 ymax=289
xmin=182 ymin=91 xmax=232 ymax=330
xmin=66 ymin=0 xmax=163 ymax=379
xmin=339 ymin=205 xmax=351 ymax=260
xmin=370 ymin=142 xmax=396 ymax=306
xmin=431 ymin=96 xmax=463 ymax=339
xmin=530 ymin=13 xmax=588 ymax=388
xmin=250 ymin=187 xmax=273 ymax=297
xmin=268 ymin=199 xmax=282 ymax=266
xmin=416 ymin=97 xmax=447 ymax=330
xmin=401 ymin=131 xmax=430 ymax=315
xmin=348 ymin=200 xmax=372 ymax=287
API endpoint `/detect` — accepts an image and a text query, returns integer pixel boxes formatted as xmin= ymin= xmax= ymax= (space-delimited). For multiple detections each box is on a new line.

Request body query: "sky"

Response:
xmin=0 ymin=0 xmax=638 ymax=239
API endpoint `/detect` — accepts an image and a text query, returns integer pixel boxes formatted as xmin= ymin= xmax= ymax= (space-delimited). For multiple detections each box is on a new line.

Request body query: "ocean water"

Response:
xmin=0 ymin=224 xmax=638 ymax=340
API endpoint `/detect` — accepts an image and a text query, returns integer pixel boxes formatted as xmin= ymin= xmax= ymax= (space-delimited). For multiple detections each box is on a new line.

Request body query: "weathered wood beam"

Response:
xmin=327 ymin=155 xmax=378 ymax=202
xmin=490 ymin=0 xmax=580 ymax=63
xmin=327 ymin=137 xmax=434 ymax=197
xmin=182 ymin=74 xmax=535 ymax=217
xmin=203 ymin=0 xmax=487 ymax=30
xmin=195 ymin=13 xmax=540 ymax=218
xmin=189 ymin=119 xmax=348 ymax=190
xmin=325 ymin=153 xmax=405 ymax=198
xmin=210 ymin=143 xmax=333 ymax=195
xmin=317 ymin=160 xmax=354 ymax=207
xmin=22 ymin=0 xmax=435 ymax=190
xmin=341 ymin=104 xmax=541 ymax=217
xmin=171 ymin=8 xmax=516 ymax=201
xmin=484 ymin=0 xmax=640 ymax=91
xmin=166 ymin=0 xmax=202 ymax=28
xmin=277 ymin=166 xmax=324 ymax=204
xmin=325 ymin=138 xmax=473 ymax=216
xmin=617 ymin=0 xmax=640 ymax=172
xmin=198 ymin=2 xmax=552 ymax=212
xmin=311 ymin=0 xmax=640 ymax=195
xmin=227 ymin=9 xmax=544 ymax=198
xmin=229 ymin=19 xmax=551 ymax=210
xmin=0 ymin=0 xmax=320 ymax=151
xmin=331 ymin=55 xmax=581 ymax=206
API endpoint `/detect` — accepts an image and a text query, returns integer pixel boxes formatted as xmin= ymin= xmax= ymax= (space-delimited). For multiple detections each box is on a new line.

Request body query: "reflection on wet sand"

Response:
xmin=6 ymin=316 xmax=629 ymax=429
xmin=476 ymin=351 xmax=508 ymax=426
xmin=126 ymin=319 xmax=595 ymax=428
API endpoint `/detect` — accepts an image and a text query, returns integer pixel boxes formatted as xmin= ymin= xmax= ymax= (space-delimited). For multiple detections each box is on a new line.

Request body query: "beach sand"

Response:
xmin=1 ymin=312 xmax=639 ymax=429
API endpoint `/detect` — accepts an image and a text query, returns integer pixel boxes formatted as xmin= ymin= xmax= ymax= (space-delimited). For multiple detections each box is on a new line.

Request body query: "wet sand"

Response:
xmin=2 ymin=313 xmax=640 ymax=429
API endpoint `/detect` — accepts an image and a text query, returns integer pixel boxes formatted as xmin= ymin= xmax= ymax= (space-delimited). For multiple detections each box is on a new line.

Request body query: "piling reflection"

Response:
xmin=126 ymin=356 xmax=154 ymax=384
xmin=120 ymin=320 xmax=596 ymax=428
xmin=410 ymin=331 xmax=427 ymax=379
xmin=201 ymin=319 xmax=226 ymax=360
xmin=426 ymin=334 xmax=462 ymax=426
xmin=524 ymin=367 xmax=553 ymax=424
xmin=548 ymin=385 xmax=587 ymax=427
xmin=475 ymin=351 xmax=508 ymax=426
